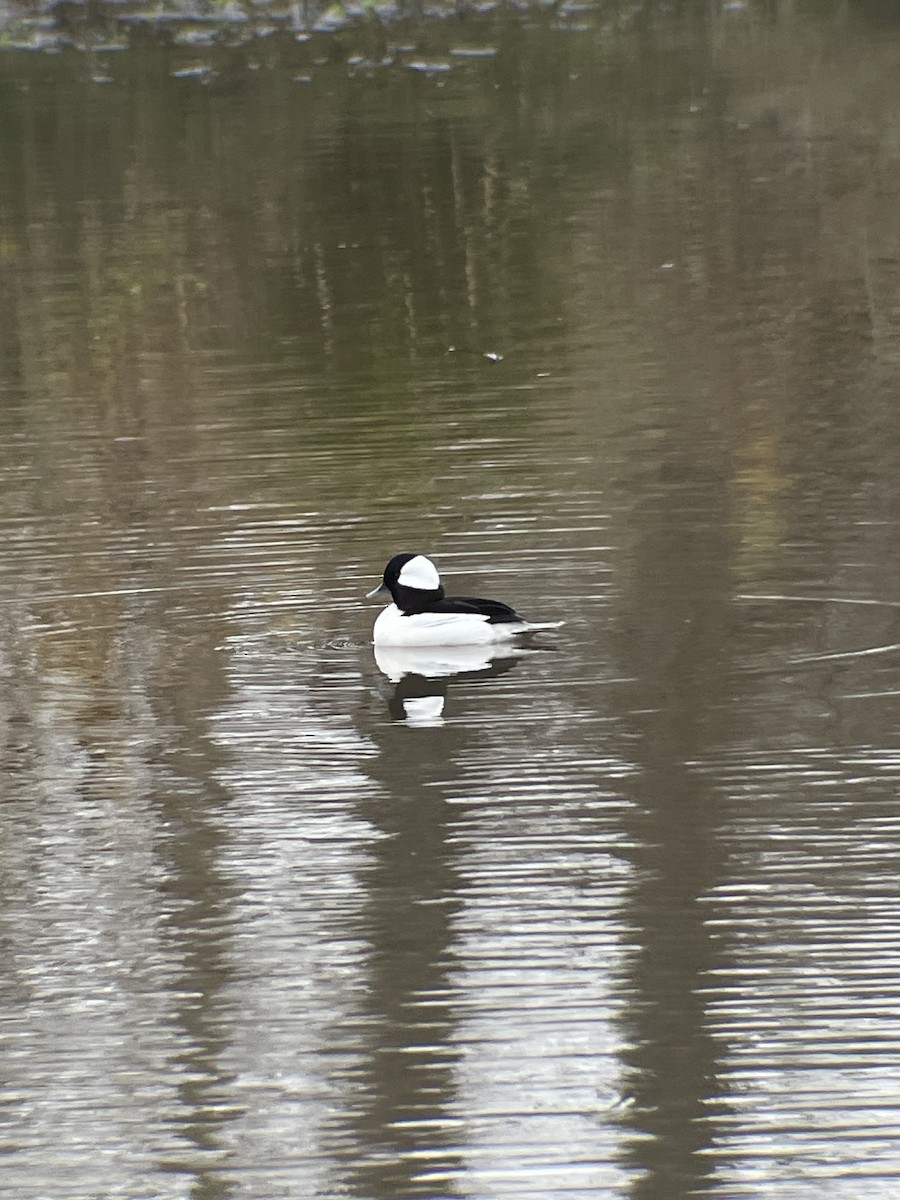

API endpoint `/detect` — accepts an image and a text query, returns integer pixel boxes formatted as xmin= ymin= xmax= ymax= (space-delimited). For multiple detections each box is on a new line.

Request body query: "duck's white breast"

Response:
xmin=373 ymin=604 xmax=520 ymax=647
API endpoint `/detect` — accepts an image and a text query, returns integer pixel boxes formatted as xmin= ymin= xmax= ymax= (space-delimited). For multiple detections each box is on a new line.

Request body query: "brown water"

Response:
xmin=2 ymin=3 xmax=900 ymax=1198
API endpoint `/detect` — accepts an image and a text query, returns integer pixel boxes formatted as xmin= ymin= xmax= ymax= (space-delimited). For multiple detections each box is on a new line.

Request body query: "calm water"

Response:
xmin=2 ymin=3 xmax=900 ymax=1198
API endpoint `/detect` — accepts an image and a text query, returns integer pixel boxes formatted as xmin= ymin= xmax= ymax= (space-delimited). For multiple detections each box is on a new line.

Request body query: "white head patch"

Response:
xmin=397 ymin=554 xmax=441 ymax=591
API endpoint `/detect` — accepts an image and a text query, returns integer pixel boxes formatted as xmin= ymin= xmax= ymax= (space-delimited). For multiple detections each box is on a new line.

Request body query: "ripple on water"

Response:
xmin=690 ymin=747 xmax=900 ymax=1197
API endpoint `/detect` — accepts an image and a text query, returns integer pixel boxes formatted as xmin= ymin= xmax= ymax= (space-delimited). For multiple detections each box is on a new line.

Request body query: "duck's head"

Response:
xmin=367 ymin=553 xmax=445 ymax=613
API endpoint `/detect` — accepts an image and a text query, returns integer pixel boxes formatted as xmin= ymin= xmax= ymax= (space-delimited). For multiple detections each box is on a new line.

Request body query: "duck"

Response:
xmin=367 ymin=552 xmax=563 ymax=647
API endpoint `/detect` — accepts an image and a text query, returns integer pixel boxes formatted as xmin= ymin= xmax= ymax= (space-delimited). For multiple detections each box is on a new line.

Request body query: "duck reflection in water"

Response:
xmin=373 ymin=644 xmax=526 ymax=726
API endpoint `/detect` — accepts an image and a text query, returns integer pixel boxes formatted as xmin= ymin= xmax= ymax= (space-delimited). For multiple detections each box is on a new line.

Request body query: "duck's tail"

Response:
xmin=517 ymin=620 xmax=565 ymax=635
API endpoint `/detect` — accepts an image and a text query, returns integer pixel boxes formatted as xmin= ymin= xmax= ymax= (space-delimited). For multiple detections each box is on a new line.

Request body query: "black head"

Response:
xmin=368 ymin=553 xmax=445 ymax=613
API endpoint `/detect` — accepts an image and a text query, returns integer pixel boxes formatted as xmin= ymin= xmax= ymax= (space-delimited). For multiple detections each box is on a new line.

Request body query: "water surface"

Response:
xmin=2 ymin=3 xmax=900 ymax=1198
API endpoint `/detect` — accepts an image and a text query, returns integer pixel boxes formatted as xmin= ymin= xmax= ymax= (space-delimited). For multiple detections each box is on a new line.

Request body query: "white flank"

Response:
xmin=397 ymin=554 xmax=441 ymax=591
xmin=373 ymin=605 xmax=562 ymax=647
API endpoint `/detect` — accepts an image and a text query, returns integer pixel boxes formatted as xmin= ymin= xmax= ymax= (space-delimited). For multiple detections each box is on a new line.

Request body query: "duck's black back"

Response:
xmin=422 ymin=595 xmax=525 ymax=624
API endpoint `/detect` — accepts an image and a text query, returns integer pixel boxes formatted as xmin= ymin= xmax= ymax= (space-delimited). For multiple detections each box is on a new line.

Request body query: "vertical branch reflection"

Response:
xmin=614 ymin=469 xmax=735 ymax=1199
xmin=153 ymin=632 xmax=242 ymax=1194
xmin=340 ymin=721 xmax=467 ymax=1198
